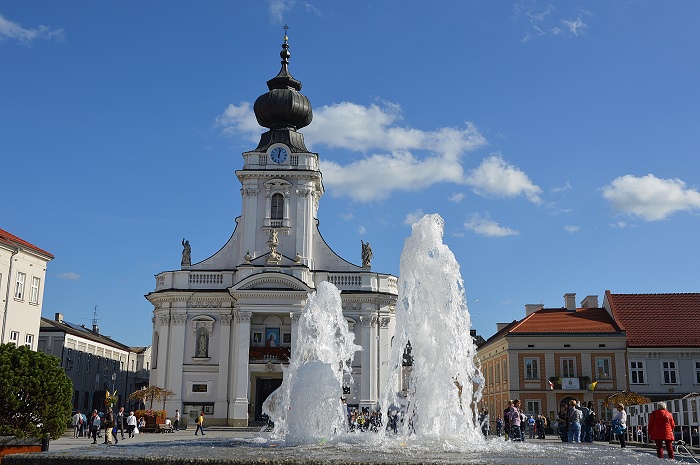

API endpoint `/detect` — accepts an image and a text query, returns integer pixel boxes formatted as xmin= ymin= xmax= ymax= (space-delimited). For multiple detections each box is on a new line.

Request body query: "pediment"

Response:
xmin=231 ymin=272 xmax=311 ymax=293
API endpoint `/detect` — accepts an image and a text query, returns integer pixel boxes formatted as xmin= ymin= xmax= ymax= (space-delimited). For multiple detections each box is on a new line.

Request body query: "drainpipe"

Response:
xmin=1 ymin=247 xmax=19 ymax=344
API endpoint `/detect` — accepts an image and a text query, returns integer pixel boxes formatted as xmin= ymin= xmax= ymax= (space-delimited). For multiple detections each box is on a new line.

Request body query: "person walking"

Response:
xmin=509 ymin=399 xmax=523 ymax=441
xmin=195 ymin=411 xmax=205 ymax=436
xmin=117 ymin=407 xmax=126 ymax=439
xmin=648 ymin=401 xmax=675 ymax=459
xmin=613 ymin=403 xmax=628 ymax=448
xmin=72 ymin=410 xmax=82 ymax=438
xmin=174 ymin=409 xmax=181 ymax=431
xmin=567 ymin=400 xmax=582 ymax=443
xmin=89 ymin=410 xmax=101 ymax=444
xmin=126 ymin=411 xmax=137 ymax=438
xmin=104 ymin=407 xmax=117 ymax=444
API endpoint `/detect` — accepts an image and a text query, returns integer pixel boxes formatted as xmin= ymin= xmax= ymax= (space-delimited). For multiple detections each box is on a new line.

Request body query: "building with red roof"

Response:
xmin=603 ymin=290 xmax=700 ymax=402
xmin=478 ymin=293 xmax=627 ymax=426
xmin=0 ymin=227 xmax=54 ymax=350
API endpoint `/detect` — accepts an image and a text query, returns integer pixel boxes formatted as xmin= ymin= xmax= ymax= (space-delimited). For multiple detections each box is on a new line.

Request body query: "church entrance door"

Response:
xmin=255 ymin=377 xmax=282 ymax=421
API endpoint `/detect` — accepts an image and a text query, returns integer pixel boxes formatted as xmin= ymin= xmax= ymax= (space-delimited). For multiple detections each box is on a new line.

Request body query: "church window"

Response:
xmin=271 ymin=193 xmax=284 ymax=222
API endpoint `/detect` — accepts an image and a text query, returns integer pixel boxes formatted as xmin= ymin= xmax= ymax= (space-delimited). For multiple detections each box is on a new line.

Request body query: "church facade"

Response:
xmin=146 ymin=37 xmax=398 ymax=426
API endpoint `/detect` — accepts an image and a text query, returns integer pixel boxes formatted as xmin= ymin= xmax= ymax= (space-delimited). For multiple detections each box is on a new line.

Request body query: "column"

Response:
xmin=232 ymin=310 xmax=252 ymax=426
xmin=359 ymin=315 xmax=377 ymax=409
xmin=218 ymin=312 xmax=233 ymax=425
xmin=167 ymin=313 xmax=187 ymax=414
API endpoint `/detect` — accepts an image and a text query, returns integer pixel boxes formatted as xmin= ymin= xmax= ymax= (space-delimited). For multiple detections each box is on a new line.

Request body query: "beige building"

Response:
xmin=0 ymin=228 xmax=54 ymax=351
xmin=478 ymin=293 xmax=627 ymax=424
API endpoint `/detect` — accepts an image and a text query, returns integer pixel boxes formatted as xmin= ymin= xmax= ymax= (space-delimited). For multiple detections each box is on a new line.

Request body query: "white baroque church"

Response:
xmin=146 ymin=36 xmax=398 ymax=426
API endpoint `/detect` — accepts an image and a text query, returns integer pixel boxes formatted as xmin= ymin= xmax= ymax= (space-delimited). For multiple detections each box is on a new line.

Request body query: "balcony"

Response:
xmin=249 ymin=347 xmax=290 ymax=364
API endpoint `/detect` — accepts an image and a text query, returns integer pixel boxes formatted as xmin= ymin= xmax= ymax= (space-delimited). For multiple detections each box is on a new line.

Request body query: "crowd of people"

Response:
xmin=71 ymin=406 xmax=176 ymax=444
xmin=484 ymin=399 xmax=633 ymax=447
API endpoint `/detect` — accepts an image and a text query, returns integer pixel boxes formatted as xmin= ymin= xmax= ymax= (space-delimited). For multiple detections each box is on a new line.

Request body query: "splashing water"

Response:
xmin=382 ymin=213 xmax=485 ymax=442
xmin=264 ymin=213 xmax=484 ymax=445
xmin=262 ymin=281 xmax=361 ymax=443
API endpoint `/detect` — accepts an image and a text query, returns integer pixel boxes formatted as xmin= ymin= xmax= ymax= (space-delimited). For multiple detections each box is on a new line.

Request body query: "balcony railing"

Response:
xmin=249 ymin=347 xmax=290 ymax=363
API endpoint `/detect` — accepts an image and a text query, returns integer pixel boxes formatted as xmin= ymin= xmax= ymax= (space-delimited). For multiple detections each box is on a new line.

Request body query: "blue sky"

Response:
xmin=2 ymin=1 xmax=699 ymax=347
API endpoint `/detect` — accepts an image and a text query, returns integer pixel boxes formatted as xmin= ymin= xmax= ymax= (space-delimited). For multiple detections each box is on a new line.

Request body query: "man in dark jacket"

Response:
xmin=104 ymin=407 xmax=117 ymax=444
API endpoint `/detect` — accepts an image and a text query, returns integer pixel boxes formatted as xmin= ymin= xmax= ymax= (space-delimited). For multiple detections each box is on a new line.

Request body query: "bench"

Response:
xmin=156 ymin=423 xmax=173 ymax=433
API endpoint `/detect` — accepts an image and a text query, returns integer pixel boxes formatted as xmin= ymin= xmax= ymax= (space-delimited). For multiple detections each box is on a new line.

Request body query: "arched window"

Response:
xmin=196 ymin=328 xmax=209 ymax=358
xmin=271 ymin=193 xmax=284 ymax=221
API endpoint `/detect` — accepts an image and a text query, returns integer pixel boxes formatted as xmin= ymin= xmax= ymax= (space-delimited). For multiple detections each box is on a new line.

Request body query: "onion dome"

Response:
xmin=253 ymin=29 xmax=312 ymax=152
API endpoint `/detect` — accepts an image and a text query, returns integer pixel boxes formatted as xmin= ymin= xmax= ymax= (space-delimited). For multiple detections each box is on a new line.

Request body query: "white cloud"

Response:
xmin=464 ymin=213 xmax=519 ymax=237
xmin=215 ymin=100 xmax=491 ymax=202
xmin=404 ymin=209 xmax=425 ymax=226
xmin=0 ymin=12 xmax=64 ymax=44
xmin=338 ymin=212 xmax=354 ymax=221
xmin=357 ymin=225 xmax=366 ymax=235
xmin=562 ymin=18 xmax=587 ymax=35
xmin=513 ymin=3 xmax=587 ymax=42
xmin=601 ymin=174 xmax=700 ymax=221
xmin=551 ymin=181 xmax=572 ymax=193
xmin=564 ymin=225 xmax=580 ymax=233
xmin=57 ymin=272 xmax=80 ymax=281
xmin=448 ymin=192 xmax=465 ymax=203
xmin=268 ymin=0 xmax=294 ymax=24
xmin=214 ymin=102 xmax=261 ymax=140
xmin=465 ymin=154 xmax=543 ymax=204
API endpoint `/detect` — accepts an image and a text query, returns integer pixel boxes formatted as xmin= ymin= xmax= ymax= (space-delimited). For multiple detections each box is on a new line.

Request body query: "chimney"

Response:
xmin=564 ymin=293 xmax=576 ymax=311
xmin=496 ymin=322 xmax=510 ymax=332
xmin=525 ymin=304 xmax=544 ymax=316
xmin=92 ymin=323 xmax=100 ymax=334
xmin=581 ymin=295 xmax=599 ymax=308
xmin=54 ymin=313 xmax=63 ymax=323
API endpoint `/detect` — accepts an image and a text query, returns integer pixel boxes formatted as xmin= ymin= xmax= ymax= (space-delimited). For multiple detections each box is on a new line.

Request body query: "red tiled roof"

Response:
xmin=605 ymin=291 xmax=700 ymax=348
xmin=0 ymin=228 xmax=54 ymax=259
xmin=510 ymin=307 xmax=622 ymax=334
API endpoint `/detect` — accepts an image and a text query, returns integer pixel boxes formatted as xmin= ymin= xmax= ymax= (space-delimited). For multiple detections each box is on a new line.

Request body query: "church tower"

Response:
xmin=147 ymin=32 xmax=398 ymax=426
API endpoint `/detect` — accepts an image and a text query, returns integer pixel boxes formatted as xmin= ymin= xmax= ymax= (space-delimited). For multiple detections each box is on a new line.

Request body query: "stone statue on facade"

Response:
xmin=181 ymin=238 xmax=191 ymax=266
xmin=267 ymin=229 xmax=281 ymax=262
xmin=361 ymin=240 xmax=373 ymax=268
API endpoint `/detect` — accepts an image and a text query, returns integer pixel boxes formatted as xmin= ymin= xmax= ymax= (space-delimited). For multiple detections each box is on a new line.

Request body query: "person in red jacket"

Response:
xmin=648 ymin=401 xmax=675 ymax=459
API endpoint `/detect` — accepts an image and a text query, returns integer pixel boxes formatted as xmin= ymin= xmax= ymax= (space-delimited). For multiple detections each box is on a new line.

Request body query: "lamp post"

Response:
xmin=111 ymin=372 xmax=117 ymax=406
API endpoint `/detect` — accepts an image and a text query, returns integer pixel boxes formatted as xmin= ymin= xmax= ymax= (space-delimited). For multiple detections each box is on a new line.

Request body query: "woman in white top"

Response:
xmin=613 ymin=403 xmax=628 ymax=448
xmin=126 ymin=411 xmax=137 ymax=438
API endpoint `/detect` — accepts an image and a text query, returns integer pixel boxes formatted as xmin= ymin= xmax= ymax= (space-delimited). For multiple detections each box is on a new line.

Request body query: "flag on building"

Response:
xmin=588 ymin=381 xmax=598 ymax=391
xmin=548 ymin=380 xmax=554 ymax=390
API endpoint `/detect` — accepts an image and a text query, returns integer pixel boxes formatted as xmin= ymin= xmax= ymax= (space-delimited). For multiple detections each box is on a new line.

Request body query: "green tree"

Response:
xmin=0 ymin=343 xmax=73 ymax=440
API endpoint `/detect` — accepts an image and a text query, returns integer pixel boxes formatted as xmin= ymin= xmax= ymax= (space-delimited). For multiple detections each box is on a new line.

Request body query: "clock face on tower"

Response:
xmin=270 ymin=146 xmax=288 ymax=164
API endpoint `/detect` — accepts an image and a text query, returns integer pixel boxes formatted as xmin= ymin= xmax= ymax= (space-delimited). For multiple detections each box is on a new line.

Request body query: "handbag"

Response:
xmin=612 ymin=419 xmax=626 ymax=435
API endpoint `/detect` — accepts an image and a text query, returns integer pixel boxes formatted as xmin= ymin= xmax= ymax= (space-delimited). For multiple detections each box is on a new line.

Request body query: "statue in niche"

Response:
xmin=181 ymin=238 xmax=191 ymax=266
xmin=361 ymin=240 xmax=373 ymax=268
xmin=197 ymin=331 xmax=208 ymax=357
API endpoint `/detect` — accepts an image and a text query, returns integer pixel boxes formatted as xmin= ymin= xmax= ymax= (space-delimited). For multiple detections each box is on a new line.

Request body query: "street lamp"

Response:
xmin=111 ymin=372 xmax=117 ymax=393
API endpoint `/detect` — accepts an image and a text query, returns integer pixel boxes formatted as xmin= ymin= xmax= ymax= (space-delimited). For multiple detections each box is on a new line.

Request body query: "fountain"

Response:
xmin=5 ymin=214 xmax=664 ymax=464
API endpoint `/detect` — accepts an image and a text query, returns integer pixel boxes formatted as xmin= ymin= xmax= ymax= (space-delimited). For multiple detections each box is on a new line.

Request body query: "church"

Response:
xmin=146 ymin=35 xmax=398 ymax=426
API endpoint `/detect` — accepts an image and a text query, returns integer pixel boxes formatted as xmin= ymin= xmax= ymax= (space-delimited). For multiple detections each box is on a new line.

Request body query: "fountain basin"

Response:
xmin=2 ymin=436 xmax=663 ymax=465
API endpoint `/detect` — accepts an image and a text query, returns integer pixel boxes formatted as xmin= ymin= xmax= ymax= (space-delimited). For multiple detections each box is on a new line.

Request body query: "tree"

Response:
xmin=0 ymin=343 xmax=73 ymax=440
xmin=128 ymin=385 xmax=174 ymax=410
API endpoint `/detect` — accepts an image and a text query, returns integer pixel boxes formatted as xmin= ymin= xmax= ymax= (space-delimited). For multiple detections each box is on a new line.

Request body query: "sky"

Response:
xmin=2 ymin=1 xmax=699 ymax=348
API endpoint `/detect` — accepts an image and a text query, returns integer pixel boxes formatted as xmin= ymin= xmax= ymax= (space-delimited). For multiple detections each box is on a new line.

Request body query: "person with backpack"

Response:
xmin=582 ymin=401 xmax=596 ymax=443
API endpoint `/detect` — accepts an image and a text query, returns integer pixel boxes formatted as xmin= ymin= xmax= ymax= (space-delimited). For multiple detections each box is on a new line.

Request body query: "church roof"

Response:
xmin=0 ymin=227 xmax=54 ymax=259
xmin=605 ymin=291 xmax=700 ymax=348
